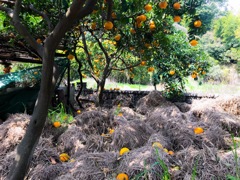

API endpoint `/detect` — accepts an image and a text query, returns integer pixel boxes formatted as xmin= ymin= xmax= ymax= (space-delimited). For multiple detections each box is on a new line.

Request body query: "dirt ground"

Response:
xmin=0 ymin=91 xmax=240 ymax=180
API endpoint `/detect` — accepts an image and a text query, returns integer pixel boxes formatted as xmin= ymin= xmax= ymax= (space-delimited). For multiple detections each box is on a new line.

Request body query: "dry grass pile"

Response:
xmin=110 ymin=106 xmax=146 ymax=121
xmin=117 ymin=146 xmax=175 ymax=180
xmin=173 ymin=146 xmax=240 ymax=179
xmin=31 ymin=136 xmax=59 ymax=165
xmin=215 ymin=96 xmax=240 ymax=116
xmin=57 ymin=125 xmax=87 ymax=156
xmin=190 ymin=97 xmax=240 ymax=136
xmin=146 ymin=133 xmax=172 ymax=150
xmin=145 ymin=107 xmax=188 ymax=132
xmin=112 ymin=93 xmax=133 ymax=107
xmin=56 ymin=152 xmax=118 ymax=180
xmin=27 ymin=163 xmax=68 ymax=180
xmin=136 ymin=90 xmax=172 ymax=115
xmin=0 ymin=114 xmax=30 ymax=178
xmin=111 ymin=119 xmax=155 ymax=150
xmin=75 ymin=110 xmax=112 ymax=135
xmin=146 ymin=110 xmax=230 ymax=151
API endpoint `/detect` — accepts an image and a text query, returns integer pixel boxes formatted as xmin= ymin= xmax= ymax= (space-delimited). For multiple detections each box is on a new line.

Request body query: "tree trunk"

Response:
xmin=8 ymin=46 xmax=56 ymax=180
xmin=97 ymin=79 xmax=106 ymax=106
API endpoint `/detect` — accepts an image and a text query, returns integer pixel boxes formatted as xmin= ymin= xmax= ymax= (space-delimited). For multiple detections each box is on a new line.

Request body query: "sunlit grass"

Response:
xmin=71 ymin=77 xmax=240 ymax=95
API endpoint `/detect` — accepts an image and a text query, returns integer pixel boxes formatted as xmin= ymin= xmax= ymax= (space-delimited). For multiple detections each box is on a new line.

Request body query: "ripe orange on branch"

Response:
xmin=173 ymin=2 xmax=181 ymax=10
xmin=173 ymin=16 xmax=181 ymax=23
xmin=144 ymin=4 xmax=152 ymax=12
xmin=67 ymin=54 xmax=74 ymax=60
xmin=194 ymin=20 xmax=202 ymax=28
xmin=169 ymin=70 xmax=175 ymax=75
xmin=114 ymin=34 xmax=121 ymax=41
xmin=104 ymin=21 xmax=113 ymax=30
xmin=159 ymin=1 xmax=168 ymax=9
xmin=190 ymin=39 xmax=198 ymax=46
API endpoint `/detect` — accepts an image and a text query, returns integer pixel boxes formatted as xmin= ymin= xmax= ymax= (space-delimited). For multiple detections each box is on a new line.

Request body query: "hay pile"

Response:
xmin=0 ymin=114 xmax=30 ymax=178
xmin=1 ymin=93 xmax=240 ymax=179
xmin=190 ymin=96 xmax=240 ymax=135
xmin=111 ymin=119 xmax=154 ymax=150
xmin=136 ymin=90 xmax=172 ymax=115
xmin=117 ymin=146 xmax=174 ymax=180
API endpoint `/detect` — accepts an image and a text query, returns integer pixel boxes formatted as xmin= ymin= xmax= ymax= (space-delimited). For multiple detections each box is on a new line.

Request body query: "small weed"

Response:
xmin=191 ymin=157 xmax=199 ymax=180
xmin=48 ymin=103 xmax=74 ymax=125
xmin=226 ymin=134 xmax=240 ymax=179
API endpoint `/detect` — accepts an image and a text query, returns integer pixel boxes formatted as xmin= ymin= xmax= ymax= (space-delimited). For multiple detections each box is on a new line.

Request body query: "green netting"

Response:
xmin=0 ymin=58 xmax=69 ymax=120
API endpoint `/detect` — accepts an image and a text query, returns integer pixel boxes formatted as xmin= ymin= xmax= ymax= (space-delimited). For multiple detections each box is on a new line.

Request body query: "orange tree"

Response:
xmin=64 ymin=0 xmax=211 ymax=104
xmin=0 ymin=0 xmax=216 ymax=178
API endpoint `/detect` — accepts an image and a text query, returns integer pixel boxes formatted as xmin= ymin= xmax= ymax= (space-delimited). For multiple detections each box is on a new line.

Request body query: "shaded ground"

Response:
xmin=0 ymin=91 xmax=240 ymax=180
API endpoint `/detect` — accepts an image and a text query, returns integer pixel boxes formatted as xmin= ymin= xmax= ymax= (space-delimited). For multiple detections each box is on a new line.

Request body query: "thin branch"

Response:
xmin=29 ymin=4 xmax=53 ymax=32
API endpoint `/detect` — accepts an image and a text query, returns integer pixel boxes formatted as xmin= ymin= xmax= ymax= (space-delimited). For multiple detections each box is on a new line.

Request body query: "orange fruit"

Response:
xmin=169 ymin=70 xmax=175 ymax=75
xmin=202 ymin=71 xmax=206 ymax=75
xmin=173 ymin=2 xmax=181 ymax=10
xmin=152 ymin=142 xmax=163 ymax=149
xmin=139 ymin=14 xmax=147 ymax=22
xmin=118 ymin=112 xmax=123 ymax=116
xmin=36 ymin=38 xmax=42 ymax=44
xmin=116 ymin=173 xmax=129 ymax=180
xmin=191 ymin=71 xmax=198 ymax=79
xmin=67 ymin=54 xmax=74 ymax=60
xmin=194 ymin=127 xmax=204 ymax=134
xmin=163 ymin=148 xmax=169 ymax=153
xmin=59 ymin=153 xmax=70 ymax=162
xmin=159 ymin=1 xmax=168 ymax=9
xmin=168 ymin=150 xmax=174 ymax=155
xmin=129 ymin=47 xmax=135 ymax=51
xmin=91 ymin=22 xmax=97 ymax=30
xmin=149 ymin=23 xmax=156 ymax=30
xmin=144 ymin=4 xmax=152 ymax=12
xmin=109 ymin=129 xmax=114 ymax=134
xmin=140 ymin=61 xmax=146 ymax=66
xmin=119 ymin=147 xmax=130 ymax=156
xmin=190 ymin=40 xmax=198 ymax=46
xmin=53 ymin=121 xmax=61 ymax=128
xmin=115 ymin=34 xmax=121 ymax=41
xmin=77 ymin=110 xmax=81 ymax=114
xmin=173 ymin=16 xmax=181 ymax=23
xmin=111 ymin=12 xmax=117 ymax=19
xmin=148 ymin=67 xmax=154 ymax=72
xmin=194 ymin=20 xmax=202 ymax=28
xmin=104 ymin=21 xmax=113 ymax=30
xmin=130 ymin=28 xmax=136 ymax=34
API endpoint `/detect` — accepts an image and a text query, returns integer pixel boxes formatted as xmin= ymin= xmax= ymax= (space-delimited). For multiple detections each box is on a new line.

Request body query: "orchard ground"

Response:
xmin=0 ymin=91 xmax=239 ymax=179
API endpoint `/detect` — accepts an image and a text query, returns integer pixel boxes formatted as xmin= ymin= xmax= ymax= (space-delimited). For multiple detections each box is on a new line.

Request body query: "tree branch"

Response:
xmin=29 ymin=4 xmax=53 ymax=33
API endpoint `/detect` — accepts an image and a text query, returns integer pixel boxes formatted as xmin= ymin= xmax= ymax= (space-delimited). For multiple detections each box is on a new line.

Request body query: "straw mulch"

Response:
xmin=75 ymin=110 xmax=112 ymax=135
xmin=0 ymin=114 xmax=30 ymax=178
xmin=111 ymin=119 xmax=155 ymax=150
xmin=117 ymin=145 xmax=176 ymax=180
xmin=173 ymin=145 xmax=240 ymax=179
xmin=57 ymin=125 xmax=87 ymax=156
xmin=136 ymin=90 xmax=173 ymax=115
xmin=54 ymin=152 xmax=118 ymax=180
xmin=112 ymin=93 xmax=133 ymax=107
xmin=1 ymin=92 xmax=240 ymax=180
xmin=110 ymin=106 xmax=146 ymax=121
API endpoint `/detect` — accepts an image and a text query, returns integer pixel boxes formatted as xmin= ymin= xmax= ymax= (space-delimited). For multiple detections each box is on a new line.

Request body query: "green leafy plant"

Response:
xmin=226 ymin=134 xmax=240 ymax=179
xmin=48 ymin=103 xmax=74 ymax=125
xmin=191 ymin=157 xmax=199 ymax=180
